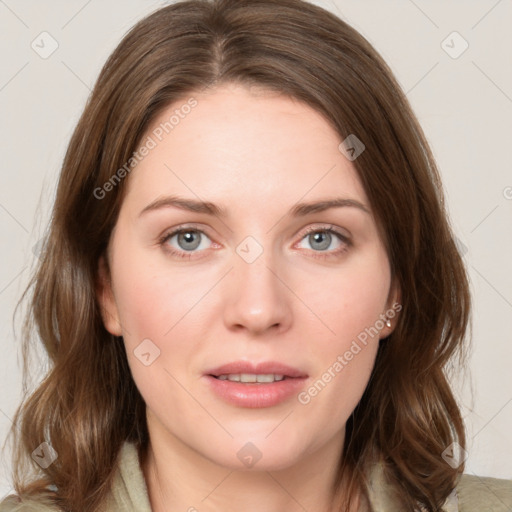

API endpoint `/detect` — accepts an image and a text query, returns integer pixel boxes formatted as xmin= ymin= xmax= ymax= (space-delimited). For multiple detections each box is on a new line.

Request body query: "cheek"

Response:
xmin=301 ymin=249 xmax=391 ymax=341
xmin=293 ymin=248 xmax=390 ymax=410
xmin=111 ymin=250 xmax=211 ymax=343
xmin=108 ymin=248 xmax=219 ymax=403
xmin=113 ymin=269 xmax=198 ymax=419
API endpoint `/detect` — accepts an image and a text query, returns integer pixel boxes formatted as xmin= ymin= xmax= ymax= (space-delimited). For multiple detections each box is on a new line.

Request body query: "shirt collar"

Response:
xmin=367 ymin=460 xmax=459 ymax=512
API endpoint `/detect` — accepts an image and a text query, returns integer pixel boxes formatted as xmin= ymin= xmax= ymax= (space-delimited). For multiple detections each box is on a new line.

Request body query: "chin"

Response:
xmin=200 ymin=432 xmax=310 ymax=472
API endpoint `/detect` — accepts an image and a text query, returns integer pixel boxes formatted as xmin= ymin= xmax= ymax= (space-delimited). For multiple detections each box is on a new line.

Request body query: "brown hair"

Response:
xmin=7 ymin=0 xmax=470 ymax=510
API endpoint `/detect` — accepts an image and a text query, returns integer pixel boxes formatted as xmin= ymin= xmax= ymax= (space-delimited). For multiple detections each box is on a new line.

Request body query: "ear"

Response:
xmin=96 ymin=255 xmax=123 ymax=336
xmin=381 ymin=277 xmax=402 ymax=338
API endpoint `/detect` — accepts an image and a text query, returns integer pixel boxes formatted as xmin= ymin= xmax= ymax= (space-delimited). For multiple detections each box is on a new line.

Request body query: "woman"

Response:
xmin=2 ymin=0 xmax=511 ymax=511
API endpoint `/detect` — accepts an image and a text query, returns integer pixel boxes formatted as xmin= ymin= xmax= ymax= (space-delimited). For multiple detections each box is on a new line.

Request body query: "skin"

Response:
xmin=97 ymin=82 xmax=399 ymax=512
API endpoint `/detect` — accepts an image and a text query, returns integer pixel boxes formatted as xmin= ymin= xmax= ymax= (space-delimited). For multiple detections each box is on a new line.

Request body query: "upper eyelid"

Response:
xmin=300 ymin=224 xmax=350 ymax=238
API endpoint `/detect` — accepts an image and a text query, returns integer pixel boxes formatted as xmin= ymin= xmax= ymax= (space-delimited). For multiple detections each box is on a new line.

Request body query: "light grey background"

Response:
xmin=1 ymin=0 xmax=511 ymax=499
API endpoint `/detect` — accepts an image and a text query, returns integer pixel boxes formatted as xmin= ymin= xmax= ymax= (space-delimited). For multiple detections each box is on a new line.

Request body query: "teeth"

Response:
xmin=216 ymin=374 xmax=285 ymax=383
xmin=256 ymin=374 xmax=284 ymax=383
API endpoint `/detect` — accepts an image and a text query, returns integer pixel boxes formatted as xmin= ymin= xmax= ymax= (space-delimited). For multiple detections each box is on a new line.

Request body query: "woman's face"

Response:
xmin=98 ymin=83 xmax=398 ymax=471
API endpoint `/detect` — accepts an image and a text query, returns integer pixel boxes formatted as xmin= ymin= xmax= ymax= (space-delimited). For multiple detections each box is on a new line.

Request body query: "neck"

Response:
xmin=142 ymin=421 xmax=359 ymax=512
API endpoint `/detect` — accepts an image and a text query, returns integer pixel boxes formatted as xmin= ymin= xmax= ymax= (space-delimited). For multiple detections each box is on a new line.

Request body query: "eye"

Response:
xmin=295 ymin=226 xmax=350 ymax=256
xmin=160 ymin=227 xmax=214 ymax=258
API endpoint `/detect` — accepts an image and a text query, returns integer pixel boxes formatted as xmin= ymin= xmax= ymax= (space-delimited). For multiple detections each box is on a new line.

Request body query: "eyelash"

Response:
xmin=158 ymin=224 xmax=351 ymax=260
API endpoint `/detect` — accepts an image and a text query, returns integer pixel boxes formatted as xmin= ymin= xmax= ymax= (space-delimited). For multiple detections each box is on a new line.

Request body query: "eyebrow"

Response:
xmin=138 ymin=195 xmax=370 ymax=218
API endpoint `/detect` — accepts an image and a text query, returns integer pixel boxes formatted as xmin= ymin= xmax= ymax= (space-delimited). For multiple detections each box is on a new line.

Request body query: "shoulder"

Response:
xmin=0 ymin=495 xmax=59 ymax=512
xmin=0 ymin=442 xmax=150 ymax=512
xmin=457 ymin=474 xmax=512 ymax=511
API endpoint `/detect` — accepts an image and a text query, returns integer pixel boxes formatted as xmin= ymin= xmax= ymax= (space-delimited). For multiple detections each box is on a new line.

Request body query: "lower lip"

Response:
xmin=204 ymin=375 xmax=308 ymax=408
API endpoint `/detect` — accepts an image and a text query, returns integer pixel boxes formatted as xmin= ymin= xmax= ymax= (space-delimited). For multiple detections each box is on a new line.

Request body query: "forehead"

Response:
xmin=123 ymin=83 xmax=368 ymax=216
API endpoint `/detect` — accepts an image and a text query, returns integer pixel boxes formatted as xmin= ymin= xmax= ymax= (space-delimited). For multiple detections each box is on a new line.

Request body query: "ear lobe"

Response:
xmin=96 ymin=255 xmax=123 ymax=336
xmin=382 ymin=278 xmax=402 ymax=338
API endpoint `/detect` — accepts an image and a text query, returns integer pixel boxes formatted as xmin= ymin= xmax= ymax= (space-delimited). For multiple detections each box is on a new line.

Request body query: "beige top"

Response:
xmin=1 ymin=442 xmax=511 ymax=511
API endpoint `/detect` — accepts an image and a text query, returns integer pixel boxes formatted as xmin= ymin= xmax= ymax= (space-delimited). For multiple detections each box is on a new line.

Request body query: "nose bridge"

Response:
xmin=223 ymin=238 xmax=292 ymax=333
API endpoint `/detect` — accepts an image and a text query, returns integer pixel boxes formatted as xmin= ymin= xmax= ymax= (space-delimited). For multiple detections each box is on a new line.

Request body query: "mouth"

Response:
xmin=204 ymin=361 xmax=308 ymax=408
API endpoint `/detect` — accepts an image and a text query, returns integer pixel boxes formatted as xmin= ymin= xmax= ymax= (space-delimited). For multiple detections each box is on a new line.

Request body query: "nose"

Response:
xmin=222 ymin=247 xmax=293 ymax=336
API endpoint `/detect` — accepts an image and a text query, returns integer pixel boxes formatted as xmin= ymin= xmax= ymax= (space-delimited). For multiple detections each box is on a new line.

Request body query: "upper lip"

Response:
xmin=206 ymin=361 xmax=308 ymax=378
